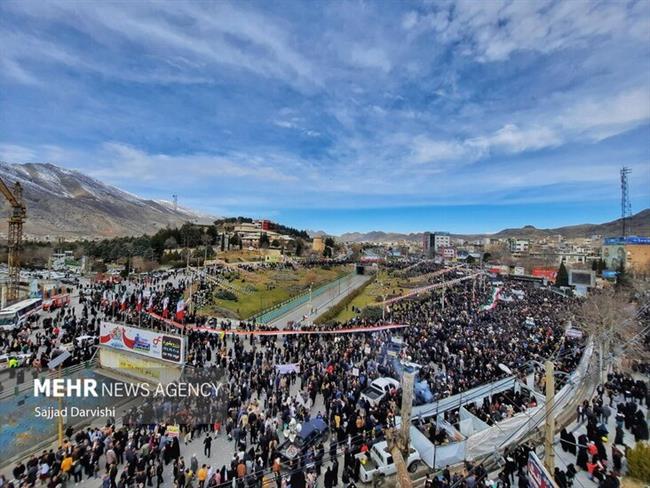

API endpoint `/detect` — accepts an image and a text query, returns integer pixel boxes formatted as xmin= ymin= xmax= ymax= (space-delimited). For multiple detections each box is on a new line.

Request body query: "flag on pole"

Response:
xmin=136 ymin=293 xmax=143 ymax=312
xmin=175 ymin=299 xmax=186 ymax=322
xmin=120 ymin=292 xmax=128 ymax=311
xmin=147 ymin=294 xmax=154 ymax=313
xmin=162 ymin=296 xmax=170 ymax=318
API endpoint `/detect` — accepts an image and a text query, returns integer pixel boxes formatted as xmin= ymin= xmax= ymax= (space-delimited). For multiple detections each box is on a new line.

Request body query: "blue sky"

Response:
xmin=0 ymin=0 xmax=649 ymax=234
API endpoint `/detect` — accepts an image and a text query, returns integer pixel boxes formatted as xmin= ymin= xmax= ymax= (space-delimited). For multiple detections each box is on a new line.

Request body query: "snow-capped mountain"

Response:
xmin=0 ymin=162 xmax=213 ymax=239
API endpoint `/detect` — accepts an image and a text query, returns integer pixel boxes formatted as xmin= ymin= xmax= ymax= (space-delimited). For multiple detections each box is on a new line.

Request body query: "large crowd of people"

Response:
xmin=1 ymin=261 xmax=643 ymax=488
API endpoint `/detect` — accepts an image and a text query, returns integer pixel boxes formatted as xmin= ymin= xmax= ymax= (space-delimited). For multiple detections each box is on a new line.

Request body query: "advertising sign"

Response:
xmin=531 ymin=267 xmax=557 ymax=283
xmin=527 ymin=452 xmax=557 ymax=488
xmin=100 ymin=322 xmax=185 ymax=364
xmin=569 ymin=270 xmax=595 ymax=287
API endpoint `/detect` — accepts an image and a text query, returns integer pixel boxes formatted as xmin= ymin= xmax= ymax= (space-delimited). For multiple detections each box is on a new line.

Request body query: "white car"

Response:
xmin=357 ymin=441 xmax=422 ymax=483
xmin=360 ymin=377 xmax=400 ymax=406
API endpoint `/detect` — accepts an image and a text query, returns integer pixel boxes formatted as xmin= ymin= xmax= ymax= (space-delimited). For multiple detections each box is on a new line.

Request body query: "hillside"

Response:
xmin=337 ymin=209 xmax=650 ymax=242
xmin=0 ymin=162 xmax=212 ymax=239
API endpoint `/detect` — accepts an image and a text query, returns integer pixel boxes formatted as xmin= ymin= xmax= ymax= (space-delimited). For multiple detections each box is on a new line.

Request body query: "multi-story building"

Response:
xmin=441 ymin=247 xmax=456 ymax=259
xmin=508 ymin=238 xmax=530 ymax=254
xmin=601 ymin=236 xmax=650 ymax=274
xmin=312 ymin=236 xmax=325 ymax=252
xmin=423 ymin=231 xmax=451 ymax=255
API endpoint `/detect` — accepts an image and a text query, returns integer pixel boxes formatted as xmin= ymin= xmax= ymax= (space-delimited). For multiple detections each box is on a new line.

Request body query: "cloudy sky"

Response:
xmin=0 ymin=0 xmax=649 ymax=234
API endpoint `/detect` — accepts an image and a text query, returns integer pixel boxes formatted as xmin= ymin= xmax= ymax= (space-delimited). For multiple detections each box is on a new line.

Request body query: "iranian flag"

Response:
xmin=120 ymin=292 xmax=128 ymax=311
xmin=147 ymin=294 xmax=154 ymax=313
xmin=162 ymin=296 xmax=170 ymax=318
xmin=136 ymin=293 xmax=143 ymax=312
xmin=175 ymin=299 xmax=186 ymax=322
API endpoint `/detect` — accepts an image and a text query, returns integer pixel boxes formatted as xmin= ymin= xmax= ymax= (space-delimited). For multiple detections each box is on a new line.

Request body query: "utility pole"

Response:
xmin=385 ymin=368 xmax=415 ymax=488
xmin=544 ymin=360 xmax=555 ymax=474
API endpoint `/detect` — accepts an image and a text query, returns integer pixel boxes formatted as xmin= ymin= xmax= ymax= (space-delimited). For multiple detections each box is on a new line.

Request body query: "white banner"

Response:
xmin=100 ymin=322 xmax=186 ymax=364
xmin=276 ymin=363 xmax=301 ymax=374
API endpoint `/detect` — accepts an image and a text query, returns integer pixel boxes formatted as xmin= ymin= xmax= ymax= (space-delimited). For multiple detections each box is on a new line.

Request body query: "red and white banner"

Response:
xmin=100 ymin=322 xmax=185 ymax=364
xmin=144 ymin=311 xmax=409 ymax=337
xmin=379 ymin=272 xmax=482 ymax=306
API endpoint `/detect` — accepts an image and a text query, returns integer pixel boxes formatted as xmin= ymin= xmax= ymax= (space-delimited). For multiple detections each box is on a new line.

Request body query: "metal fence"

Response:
xmin=252 ymin=272 xmax=356 ymax=324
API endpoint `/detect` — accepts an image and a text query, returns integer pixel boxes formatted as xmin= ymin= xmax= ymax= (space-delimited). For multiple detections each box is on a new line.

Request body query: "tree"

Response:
xmin=483 ymin=252 xmax=491 ymax=263
xmin=466 ymin=255 xmax=475 ymax=264
xmin=271 ymin=239 xmax=280 ymax=248
xmin=324 ymin=237 xmax=335 ymax=248
xmin=295 ymin=239 xmax=304 ymax=256
xmin=628 ymin=442 xmax=650 ymax=483
xmin=164 ymin=237 xmax=178 ymax=249
xmin=578 ymin=287 xmax=641 ymax=379
xmin=259 ymin=233 xmax=270 ymax=249
xmin=616 ymin=261 xmax=632 ymax=290
xmin=121 ymin=256 xmax=131 ymax=278
xmin=220 ymin=233 xmax=225 ymax=252
xmin=556 ymin=261 xmax=569 ymax=287
xmin=323 ymin=247 xmax=332 ymax=258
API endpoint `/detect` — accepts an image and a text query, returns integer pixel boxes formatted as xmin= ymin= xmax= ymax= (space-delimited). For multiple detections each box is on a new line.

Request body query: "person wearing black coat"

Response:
xmin=566 ymin=430 xmax=577 ymax=455
xmin=611 ymin=445 xmax=623 ymax=472
xmin=633 ymin=417 xmax=648 ymax=441
xmin=576 ymin=435 xmax=588 ymax=470
xmin=554 ymin=468 xmax=567 ymax=488
xmin=614 ymin=425 xmax=624 ymax=445
xmin=560 ymin=428 xmax=571 ymax=452
xmin=324 ymin=466 xmax=333 ymax=488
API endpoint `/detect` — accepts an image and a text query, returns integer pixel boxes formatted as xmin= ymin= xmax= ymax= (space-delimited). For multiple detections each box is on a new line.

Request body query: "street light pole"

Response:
xmin=309 ymin=283 xmax=313 ymax=315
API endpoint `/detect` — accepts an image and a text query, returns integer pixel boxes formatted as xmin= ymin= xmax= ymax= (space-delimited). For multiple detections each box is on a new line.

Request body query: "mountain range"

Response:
xmin=335 ymin=209 xmax=650 ymax=242
xmin=1 ymin=161 xmax=647 ymax=242
xmin=0 ymin=162 xmax=211 ymax=239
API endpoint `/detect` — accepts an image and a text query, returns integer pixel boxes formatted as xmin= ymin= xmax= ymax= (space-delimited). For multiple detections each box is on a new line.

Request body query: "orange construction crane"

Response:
xmin=0 ymin=178 xmax=26 ymax=302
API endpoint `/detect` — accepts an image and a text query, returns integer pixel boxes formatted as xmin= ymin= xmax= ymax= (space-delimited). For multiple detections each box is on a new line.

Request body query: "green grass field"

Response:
xmin=329 ymin=270 xmax=446 ymax=322
xmin=332 ymin=274 xmax=406 ymax=321
xmin=199 ymin=265 xmax=350 ymax=319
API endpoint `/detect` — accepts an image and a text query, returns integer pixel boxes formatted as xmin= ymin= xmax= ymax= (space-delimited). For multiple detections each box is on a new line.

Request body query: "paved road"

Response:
xmin=269 ymin=273 xmax=373 ymax=328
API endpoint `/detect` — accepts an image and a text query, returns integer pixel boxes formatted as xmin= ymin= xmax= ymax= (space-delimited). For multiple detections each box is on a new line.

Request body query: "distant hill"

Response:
xmin=0 ymin=162 xmax=214 ymax=239
xmin=337 ymin=209 xmax=650 ymax=243
xmin=492 ymin=209 xmax=650 ymax=239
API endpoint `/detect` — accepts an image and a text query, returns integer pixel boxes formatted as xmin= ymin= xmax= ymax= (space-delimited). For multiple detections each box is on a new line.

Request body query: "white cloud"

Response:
xmin=409 ymin=0 xmax=649 ymax=63
xmin=557 ymin=87 xmax=650 ymax=140
xmin=349 ymin=46 xmax=392 ymax=72
xmin=0 ymin=144 xmax=38 ymax=162
xmin=0 ymin=1 xmax=317 ymax=89
xmin=467 ymin=124 xmax=561 ymax=154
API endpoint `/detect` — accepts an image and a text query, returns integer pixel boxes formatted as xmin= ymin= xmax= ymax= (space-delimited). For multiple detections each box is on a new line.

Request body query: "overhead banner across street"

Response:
xmin=99 ymin=322 xmax=186 ymax=364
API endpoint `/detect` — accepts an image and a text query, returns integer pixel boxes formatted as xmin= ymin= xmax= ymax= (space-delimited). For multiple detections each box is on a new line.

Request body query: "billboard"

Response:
xmin=569 ymin=270 xmax=595 ymax=287
xmin=531 ymin=267 xmax=557 ymax=283
xmin=100 ymin=322 xmax=185 ymax=364
xmin=527 ymin=452 xmax=557 ymax=488
xmin=603 ymin=236 xmax=650 ymax=245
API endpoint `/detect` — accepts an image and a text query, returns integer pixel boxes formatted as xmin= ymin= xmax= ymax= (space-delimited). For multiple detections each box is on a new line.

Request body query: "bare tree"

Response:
xmin=578 ymin=287 xmax=645 ymax=378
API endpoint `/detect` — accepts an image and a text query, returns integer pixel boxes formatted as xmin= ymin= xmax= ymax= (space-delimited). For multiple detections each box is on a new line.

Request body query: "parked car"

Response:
xmin=357 ymin=441 xmax=421 ymax=483
xmin=278 ymin=418 xmax=329 ymax=462
xmin=360 ymin=377 xmax=400 ymax=406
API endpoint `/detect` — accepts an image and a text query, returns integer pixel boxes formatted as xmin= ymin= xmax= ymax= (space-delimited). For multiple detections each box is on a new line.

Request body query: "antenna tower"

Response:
xmin=620 ymin=167 xmax=632 ymax=237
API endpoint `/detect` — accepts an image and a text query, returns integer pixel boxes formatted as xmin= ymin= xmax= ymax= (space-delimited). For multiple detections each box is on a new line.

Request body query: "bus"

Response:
xmin=0 ymin=298 xmax=43 ymax=331
xmin=42 ymin=293 xmax=71 ymax=312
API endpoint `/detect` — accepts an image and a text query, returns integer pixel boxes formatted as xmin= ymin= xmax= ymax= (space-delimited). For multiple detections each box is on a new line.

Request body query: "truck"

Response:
xmin=360 ymin=377 xmax=400 ymax=406
xmin=357 ymin=441 xmax=422 ymax=483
